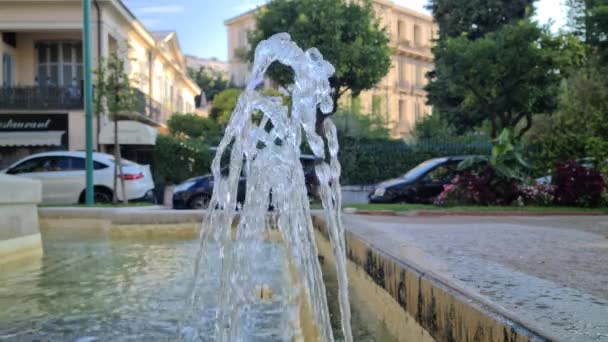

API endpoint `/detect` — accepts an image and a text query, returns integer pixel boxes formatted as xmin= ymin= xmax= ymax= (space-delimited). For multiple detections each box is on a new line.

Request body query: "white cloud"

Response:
xmin=135 ymin=5 xmax=185 ymax=14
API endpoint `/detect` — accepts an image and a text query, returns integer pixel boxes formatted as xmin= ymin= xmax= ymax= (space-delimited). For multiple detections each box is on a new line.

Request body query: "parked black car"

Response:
xmin=368 ymin=156 xmax=470 ymax=204
xmin=172 ymin=155 xmax=321 ymax=209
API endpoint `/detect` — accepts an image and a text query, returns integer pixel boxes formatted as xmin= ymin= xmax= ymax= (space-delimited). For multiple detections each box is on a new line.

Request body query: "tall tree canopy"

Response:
xmin=567 ymin=0 xmax=608 ymax=62
xmin=427 ymin=20 xmax=572 ymax=138
xmin=188 ymin=67 xmax=231 ymax=105
xmin=209 ymin=88 xmax=241 ymax=125
xmin=246 ymin=0 xmax=391 ymax=113
xmin=427 ymin=0 xmax=534 ymax=40
xmin=425 ymin=0 xmax=578 ymax=138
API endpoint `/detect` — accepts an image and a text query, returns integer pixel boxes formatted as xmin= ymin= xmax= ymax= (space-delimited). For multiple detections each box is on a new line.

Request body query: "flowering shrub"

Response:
xmin=434 ymin=184 xmax=466 ymax=206
xmin=519 ymin=183 xmax=556 ymax=206
xmin=553 ymin=161 xmax=606 ymax=207
xmin=434 ymin=167 xmax=519 ymax=206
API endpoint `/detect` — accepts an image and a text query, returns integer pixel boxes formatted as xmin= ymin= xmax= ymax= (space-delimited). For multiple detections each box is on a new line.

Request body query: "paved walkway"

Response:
xmin=341 ymin=214 xmax=608 ymax=342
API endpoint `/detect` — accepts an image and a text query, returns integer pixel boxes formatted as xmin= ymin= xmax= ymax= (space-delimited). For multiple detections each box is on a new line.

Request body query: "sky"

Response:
xmin=124 ymin=0 xmax=569 ymax=62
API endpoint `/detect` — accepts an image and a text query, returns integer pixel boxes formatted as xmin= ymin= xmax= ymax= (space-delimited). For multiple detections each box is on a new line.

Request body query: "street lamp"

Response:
xmin=83 ymin=0 xmax=94 ymax=205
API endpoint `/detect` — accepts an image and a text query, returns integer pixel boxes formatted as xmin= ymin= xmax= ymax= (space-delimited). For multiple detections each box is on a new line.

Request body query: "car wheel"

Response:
xmin=79 ymin=188 xmax=113 ymax=204
xmin=189 ymin=194 xmax=210 ymax=209
xmin=94 ymin=188 xmax=113 ymax=203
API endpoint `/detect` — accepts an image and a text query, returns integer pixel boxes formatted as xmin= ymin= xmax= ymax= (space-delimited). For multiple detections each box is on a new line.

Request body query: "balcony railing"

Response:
xmin=134 ymin=89 xmax=171 ymax=124
xmin=0 ymin=86 xmax=84 ymax=110
xmin=0 ymin=86 xmax=173 ymax=124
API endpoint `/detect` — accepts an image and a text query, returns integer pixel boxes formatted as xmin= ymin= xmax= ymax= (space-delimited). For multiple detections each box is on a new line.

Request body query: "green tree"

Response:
xmin=188 ymin=67 xmax=232 ymax=103
xmin=167 ymin=113 xmax=222 ymax=144
xmin=426 ymin=19 xmax=576 ymax=138
xmin=427 ymin=0 xmax=534 ymax=40
xmin=566 ymin=0 xmax=608 ymax=63
xmin=94 ymin=52 xmax=139 ymax=203
xmin=411 ymin=111 xmax=456 ymax=140
xmin=246 ymin=0 xmax=391 ymax=113
xmin=332 ymin=108 xmax=390 ymax=139
xmin=209 ymin=88 xmax=241 ymax=125
xmin=529 ymin=61 xmax=608 ymax=172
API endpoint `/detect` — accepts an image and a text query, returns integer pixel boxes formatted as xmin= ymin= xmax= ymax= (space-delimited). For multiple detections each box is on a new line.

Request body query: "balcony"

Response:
xmin=133 ymin=89 xmax=171 ymax=124
xmin=0 ymin=86 xmax=83 ymax=111
xmin=393 ymin=42 xmax=433 ymax=60
xmin=0 ymin=86 xmax=173 ymax=124
xmin=395 ymin=81 xmax=413 ymax=92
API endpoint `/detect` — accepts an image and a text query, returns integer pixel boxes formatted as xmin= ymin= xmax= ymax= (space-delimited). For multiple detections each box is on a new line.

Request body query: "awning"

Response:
xmin=99 ymin=120 xmax=159 ymax=146
xmin=0 ymin=131 xmax=65 ymax=146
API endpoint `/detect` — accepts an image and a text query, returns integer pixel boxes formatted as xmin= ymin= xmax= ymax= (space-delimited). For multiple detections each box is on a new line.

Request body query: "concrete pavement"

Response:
xmin=341 ymin=214 xmax=608 ymax=342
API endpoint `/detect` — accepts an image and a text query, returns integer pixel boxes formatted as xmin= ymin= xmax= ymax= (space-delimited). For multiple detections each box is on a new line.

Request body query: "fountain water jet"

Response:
xmin=185 ymin=33 xmax=352 ymax=341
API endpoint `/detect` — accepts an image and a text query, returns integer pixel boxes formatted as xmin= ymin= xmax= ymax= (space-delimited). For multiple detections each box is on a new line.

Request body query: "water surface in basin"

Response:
xmin=0 ymin=229 xmax=293 ymax=341
xmin=0 ymin=229 xmax=392 ymax=341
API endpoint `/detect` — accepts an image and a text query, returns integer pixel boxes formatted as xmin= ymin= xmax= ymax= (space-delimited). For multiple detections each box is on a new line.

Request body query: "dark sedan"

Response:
xmin=369 ymin=156 xmax=469 ymax=204
xmin=172 ymin=155 xmax=321 ymax=209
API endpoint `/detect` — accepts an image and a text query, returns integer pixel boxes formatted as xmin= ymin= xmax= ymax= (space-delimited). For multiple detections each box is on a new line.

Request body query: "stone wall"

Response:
xmin=313 ymin=215 xmax=547 ymax=342
xmin=0 ymin=174 xmax=42 ymax=264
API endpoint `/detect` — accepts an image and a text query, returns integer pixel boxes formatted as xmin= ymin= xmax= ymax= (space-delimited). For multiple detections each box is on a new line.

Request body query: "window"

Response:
xmin=7 ymin=156 xmax=108 ymax=174
xmin=372 ymin=95 xmax=382 ymax=116
xmin=177 ymin=95 xmax=184 ymax=113
xmin=424 ymin=164 xmax=458 ymax=184
xmin=351 ymin=96 xmax=361 ymax=114
xmin=413 ymin=25 xmax=421 ymax=46
xmin=139 ymin=60 xmax=149 ymax=89
xmin=398 ymin=100 xmax=407 ymax=131
xmin=164 ymin=78 xmax=169 ymax=104
xmin=68 ymin=157 xmax=108 ymax=170
xmin=398 ymin=58 xmax=407 ymax=88
xmin=36 ymin=41 xmax=83 ymax=87
xmin=414 ymin=102 xmax=422 ymax=123
xmin=415 ymin=65 xmax=423 ymax=87
xmin=7 ymin=156 xmax=61 ymax=174
xmin=397 ymin=20 xmax=405 ymax=43
xmin=2 ymin=54 xmax=14 ymax=86
xmin=8 ymin=157 xmax=48 ymax=174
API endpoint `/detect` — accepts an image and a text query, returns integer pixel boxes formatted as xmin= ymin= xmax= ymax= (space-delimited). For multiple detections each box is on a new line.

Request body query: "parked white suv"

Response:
xmin=1 ymin=151 xmax=155 ymax=204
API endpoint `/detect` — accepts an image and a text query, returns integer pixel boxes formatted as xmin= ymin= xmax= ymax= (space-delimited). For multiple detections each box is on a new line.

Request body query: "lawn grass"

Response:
xmin=39 ymin=202 xmax=156 ymax=208
xmin=344 ymin=203 xmax=608 ymax=214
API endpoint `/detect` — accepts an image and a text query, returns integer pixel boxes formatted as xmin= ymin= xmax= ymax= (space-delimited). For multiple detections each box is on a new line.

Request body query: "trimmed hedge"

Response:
xmin=339 ymin=136 xmax=491 ymax=185
xmin=152 ymin=135 xmax=213 ymax=185
xmin=152 ymin=133 xmax=491 ymax=187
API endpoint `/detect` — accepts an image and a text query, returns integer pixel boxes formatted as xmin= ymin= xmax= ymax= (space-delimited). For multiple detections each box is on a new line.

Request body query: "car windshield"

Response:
xmin=402 ymin=158 xmax=445 ymax=181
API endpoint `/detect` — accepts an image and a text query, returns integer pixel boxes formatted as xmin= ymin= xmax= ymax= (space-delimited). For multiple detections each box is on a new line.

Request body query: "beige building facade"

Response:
xmin=0 ymin=0 xmax=200 ymax=167
xmin=225 ymin=0 xmax=435 ymax=138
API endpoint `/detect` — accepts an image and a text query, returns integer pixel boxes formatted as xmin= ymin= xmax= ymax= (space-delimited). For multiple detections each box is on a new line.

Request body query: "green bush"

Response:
xmin=152 ymin=135 xmax=213 ymax=185
xmin=338 ymin=135 xmax=491 ymax=185
xmin=332 ymin=109 xmax=391 ymax=139
xmin=210 ymin=88 xmax=241 ymax=125
xmin=167 ymin=113 xmax=222 ymax=144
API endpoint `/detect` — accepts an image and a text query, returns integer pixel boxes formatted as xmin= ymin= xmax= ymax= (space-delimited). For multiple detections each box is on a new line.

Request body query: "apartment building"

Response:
xmin=225 ymin=0 xmax=435 ymax=138
xmin=0 ymin=0 xmax=200 ymax=167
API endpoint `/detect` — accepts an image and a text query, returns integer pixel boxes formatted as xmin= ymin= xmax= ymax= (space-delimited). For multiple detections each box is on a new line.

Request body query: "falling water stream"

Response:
xmin=183 ymin=33 xmax=353 ymax=341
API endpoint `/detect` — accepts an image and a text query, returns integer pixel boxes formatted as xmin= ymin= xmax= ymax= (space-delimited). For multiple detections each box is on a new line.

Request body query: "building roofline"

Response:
xmin=110 ymin=1 xmax=199 ymax=93
xmin=375 ymin=0 xmax=433 ymax=21
xmin=224 ymin=6 xmax=259 ymax=25
xmin=224 ymin=0 xmax=433 ymax=26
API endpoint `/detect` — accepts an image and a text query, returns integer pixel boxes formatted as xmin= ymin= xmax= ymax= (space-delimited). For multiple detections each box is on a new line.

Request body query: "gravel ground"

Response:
xmin=341 ymin=214 xmax=608 ymax=342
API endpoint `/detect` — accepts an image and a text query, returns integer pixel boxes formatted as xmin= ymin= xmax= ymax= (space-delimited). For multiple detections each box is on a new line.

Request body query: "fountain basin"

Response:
xmin=0 ymin=174 xmax=42 ymax=265
xmin=0 ymin=208 xmax=548 ymax=341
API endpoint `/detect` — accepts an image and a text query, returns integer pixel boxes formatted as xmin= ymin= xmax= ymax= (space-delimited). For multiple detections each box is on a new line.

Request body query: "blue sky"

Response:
xmin=124 ymin=0 xmax=569 ymax=62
